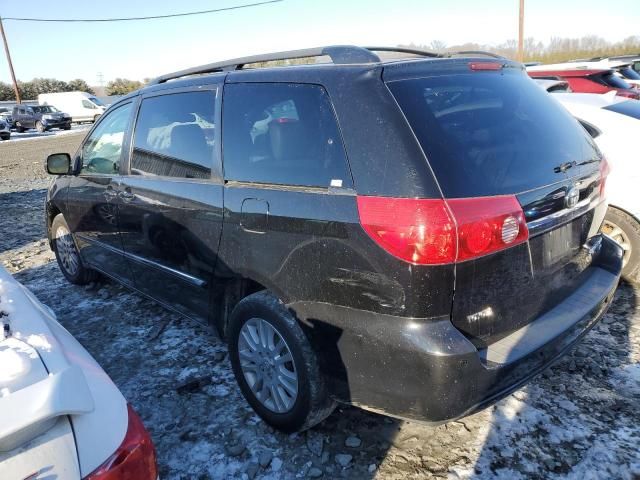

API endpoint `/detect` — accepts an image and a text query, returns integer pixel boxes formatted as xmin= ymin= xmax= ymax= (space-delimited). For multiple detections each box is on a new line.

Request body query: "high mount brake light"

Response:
xmin=357 ymin=195 xmax=528 ymax=265
xmin=469 ymin=62 xmax=503 ymax=71
xmin=84 ymin=405 xmax=157 ymax=480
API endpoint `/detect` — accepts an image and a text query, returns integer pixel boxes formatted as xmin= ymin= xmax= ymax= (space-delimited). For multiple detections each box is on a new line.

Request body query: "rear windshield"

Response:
xmin=603 ymin=100 xmax=640 ymax=120
xmin=619 ymin=67 xmax=640 ymax=80
xmin=388 ymin=71 xmax=599 ymax=197
xmin=597 ymin=72 xmax=632 ymax=89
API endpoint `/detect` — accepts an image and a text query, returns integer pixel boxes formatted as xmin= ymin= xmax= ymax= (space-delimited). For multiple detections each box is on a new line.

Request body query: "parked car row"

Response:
xmin=527 ymin=55 xmax=640 ymax=99
xmin=0 ymin=92 xmax=107 ymax=138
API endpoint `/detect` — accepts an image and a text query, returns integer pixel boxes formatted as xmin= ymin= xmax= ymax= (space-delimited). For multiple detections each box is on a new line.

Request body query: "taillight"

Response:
xmin=84 ymin=405 xmax=157 ymax=480
xmin=599 ymin=157 xmax=610 ymax=199
xmin=447 ymin=196 xmax=529 ymax=262
xmin=357 ymin=195 xmax=529 ymax=265
xmin=356 ymin=196 xmax=456 ymax=265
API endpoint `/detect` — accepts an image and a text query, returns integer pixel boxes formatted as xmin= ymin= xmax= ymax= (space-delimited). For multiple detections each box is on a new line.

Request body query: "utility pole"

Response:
xmin=517 ymin=0 xmax=525 ymax=62
xmin=0 ymin=17 xmax=20 ymax=103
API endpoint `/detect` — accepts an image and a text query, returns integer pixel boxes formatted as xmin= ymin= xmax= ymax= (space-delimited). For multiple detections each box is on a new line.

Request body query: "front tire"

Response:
xmin=51 ymin=214 xmax=98 ymax=285
xmin=227 ymin=291 xmax=335 ymax=432
xmin=35 ymin=121 xmax=46 ymax=133
xmin=0 ymin=134 xmax=9 ymax=141
xmin=602 ymin=207 xmax=640 ymax=283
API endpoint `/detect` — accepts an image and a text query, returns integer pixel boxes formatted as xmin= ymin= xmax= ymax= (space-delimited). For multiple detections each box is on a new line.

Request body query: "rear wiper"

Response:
xmin=554 ymin=161 xmax=576 ymax=173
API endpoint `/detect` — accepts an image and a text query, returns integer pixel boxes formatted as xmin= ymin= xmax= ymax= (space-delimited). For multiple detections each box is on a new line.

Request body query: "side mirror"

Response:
xmin=46 ymin=153 xmax=72 ymax=175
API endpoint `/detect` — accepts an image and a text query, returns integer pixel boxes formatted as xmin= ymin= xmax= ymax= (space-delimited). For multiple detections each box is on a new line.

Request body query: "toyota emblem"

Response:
xmin=565 ymin=186 xmax=579 ymax=209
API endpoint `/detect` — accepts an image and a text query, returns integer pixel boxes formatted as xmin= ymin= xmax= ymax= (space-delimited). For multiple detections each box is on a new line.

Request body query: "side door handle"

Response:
xmin=119 ymin=188 xmax=135 ymax=202
xmin=104 ymin=185 xmax=118 ymax=200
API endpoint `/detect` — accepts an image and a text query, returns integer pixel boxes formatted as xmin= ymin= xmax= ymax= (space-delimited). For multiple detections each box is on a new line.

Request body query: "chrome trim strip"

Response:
xmin=76 ymin=234 xmax=207 ymax=288
xmin=526 ymin=196 xmax=602 ymax=237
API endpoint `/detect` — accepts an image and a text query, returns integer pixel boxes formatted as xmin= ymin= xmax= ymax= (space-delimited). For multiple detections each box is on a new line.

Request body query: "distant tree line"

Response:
xmin=0 ymin=78 xmax=95 ymax=101
xmin=404 ymin=35 xmax=640 ymax=64
xmin=0 ymin=77 xmax=149 ymax=101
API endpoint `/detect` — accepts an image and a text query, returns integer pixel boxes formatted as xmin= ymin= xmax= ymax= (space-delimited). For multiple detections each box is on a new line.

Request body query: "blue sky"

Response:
xmin=1 ymin=0 xmax=639 ymax=84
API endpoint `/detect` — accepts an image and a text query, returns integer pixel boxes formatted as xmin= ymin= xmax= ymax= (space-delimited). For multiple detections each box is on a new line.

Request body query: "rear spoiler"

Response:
xmin=0 ymin=365 xmax=94 ymax=452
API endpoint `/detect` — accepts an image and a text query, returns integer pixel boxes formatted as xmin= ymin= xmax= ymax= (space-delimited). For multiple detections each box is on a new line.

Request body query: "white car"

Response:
xmin=0 ymin=266 xmax=158 ymax=479
xmin=537 ymin=83 xmax=640 ymax=282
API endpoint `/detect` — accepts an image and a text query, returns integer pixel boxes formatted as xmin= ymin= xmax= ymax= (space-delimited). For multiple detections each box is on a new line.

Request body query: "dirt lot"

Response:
xmin=1 ymin=134 xmax=639 ymax=479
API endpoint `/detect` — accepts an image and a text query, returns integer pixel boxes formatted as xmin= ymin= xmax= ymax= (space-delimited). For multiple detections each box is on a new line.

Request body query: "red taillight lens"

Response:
xmin=356 ymin=196 xmax=456 ymax=265
xmin=447 ymin=196 xmax=529 ymax=262
xmin=357 ymin=195 xmax=529 ymax=265
xmin=84 ymin=405 xmax=157 ymax=480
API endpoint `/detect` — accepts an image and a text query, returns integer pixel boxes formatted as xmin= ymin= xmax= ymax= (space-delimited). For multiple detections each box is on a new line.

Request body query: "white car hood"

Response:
xmin=0 ymin=267 xmax=128 ymax=477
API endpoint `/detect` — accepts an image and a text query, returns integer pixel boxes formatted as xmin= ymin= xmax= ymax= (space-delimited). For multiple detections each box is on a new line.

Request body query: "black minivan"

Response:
xmin=45 ymin=46 xmax=623 ymax=432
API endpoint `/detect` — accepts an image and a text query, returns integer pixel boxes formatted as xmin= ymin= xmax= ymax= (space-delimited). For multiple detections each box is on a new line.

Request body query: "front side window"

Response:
xmin=80 ymin=102 xmax=132 ymax=175
xmin=131 ymin=91 xmax=216 ymax=179
xmin=82 ymin=100 xmax=97 ymax=109
xmin=222 ymin=83 xmax=352 ymax=188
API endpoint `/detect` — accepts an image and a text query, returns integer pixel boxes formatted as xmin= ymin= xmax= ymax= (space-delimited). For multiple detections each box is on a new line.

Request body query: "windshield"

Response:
xmin=618 ymin=67 xmax=640 ymax=80
xmin=388 ymin=71 xmax=600 ymax=198
xmin=598 ymin=72 xmax=633 ymax=89
xmin=89 ymin=96 xmax=105 ymax=107
xmin=33 ymin=105 xmax=59 ymax=113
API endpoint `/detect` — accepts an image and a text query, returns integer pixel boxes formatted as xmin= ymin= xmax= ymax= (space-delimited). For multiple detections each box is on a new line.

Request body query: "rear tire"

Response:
xmin=51 ymin=214 xmax=98 ymax=285
xmin=602 ymin=207 xmax=640 ymax=284
xmin=227 ymin=291 xmax=335 ymax=432
xmin=0 ymin=134 xmax=9 ymax=141
xmin=16 ymin=123 xmax=25 ymax=133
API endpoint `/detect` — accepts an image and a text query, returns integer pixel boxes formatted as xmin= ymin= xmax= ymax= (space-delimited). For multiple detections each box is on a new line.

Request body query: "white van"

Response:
xmin=38 ymin=91 xmax=106 ymax=123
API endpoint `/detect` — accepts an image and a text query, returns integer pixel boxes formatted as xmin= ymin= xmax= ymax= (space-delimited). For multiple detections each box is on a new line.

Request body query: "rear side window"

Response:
xmin=131 ymin=91 xmax=216 ymax=179
xmin=388 ymin=71 xmax=599 ymax=197
xmin=222 ymin=83 xmax=352 ymax=188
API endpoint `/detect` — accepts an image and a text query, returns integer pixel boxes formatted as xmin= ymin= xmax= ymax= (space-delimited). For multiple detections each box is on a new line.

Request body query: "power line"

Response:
xmin=1 ymin=0 xmax=283 ymax=23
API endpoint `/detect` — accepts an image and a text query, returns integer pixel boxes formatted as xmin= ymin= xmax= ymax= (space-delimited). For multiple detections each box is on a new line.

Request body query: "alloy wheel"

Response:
xmin=602 ymin=220 xmax=631 ymax=268
xmin=237 ymin=318 xmax=299 ymax=413
xmin=55 ymin=225 xmax=80 ymax=276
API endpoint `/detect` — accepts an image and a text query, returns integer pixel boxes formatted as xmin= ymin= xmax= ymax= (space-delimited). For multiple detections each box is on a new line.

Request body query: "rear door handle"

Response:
xmin=119 ymin=188 xmax=135 ymax=202
xmin=104 ymin=185 xmax=118 ymax=199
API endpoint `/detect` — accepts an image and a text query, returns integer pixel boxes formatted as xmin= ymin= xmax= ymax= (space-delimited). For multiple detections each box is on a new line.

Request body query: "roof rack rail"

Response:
xmin=444 ymin=50 xmax=506 ymax=59
xmin=364 ymin=46 xmax=442 ymax=58
xmin=149 ymin=45 xmax=381 ymax=85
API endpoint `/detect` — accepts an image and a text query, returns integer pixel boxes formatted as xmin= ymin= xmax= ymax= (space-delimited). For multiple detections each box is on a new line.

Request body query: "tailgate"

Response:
xmin=452 ymin=170 xmax=608 ymax=347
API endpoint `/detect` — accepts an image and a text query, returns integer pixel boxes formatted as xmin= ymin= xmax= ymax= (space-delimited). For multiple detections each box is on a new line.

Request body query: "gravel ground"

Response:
xmin=1 ymin=135 xmax=639 ymax=480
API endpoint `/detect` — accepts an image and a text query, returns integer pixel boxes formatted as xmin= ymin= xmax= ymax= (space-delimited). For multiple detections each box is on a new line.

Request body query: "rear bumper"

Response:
xmin=292 ymin=234 xmax=623 ymax=423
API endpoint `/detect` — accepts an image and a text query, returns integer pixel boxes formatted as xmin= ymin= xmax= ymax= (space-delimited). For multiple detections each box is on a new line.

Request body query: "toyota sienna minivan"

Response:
xmin=45 ymin=46 xmax=623 ymax=432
